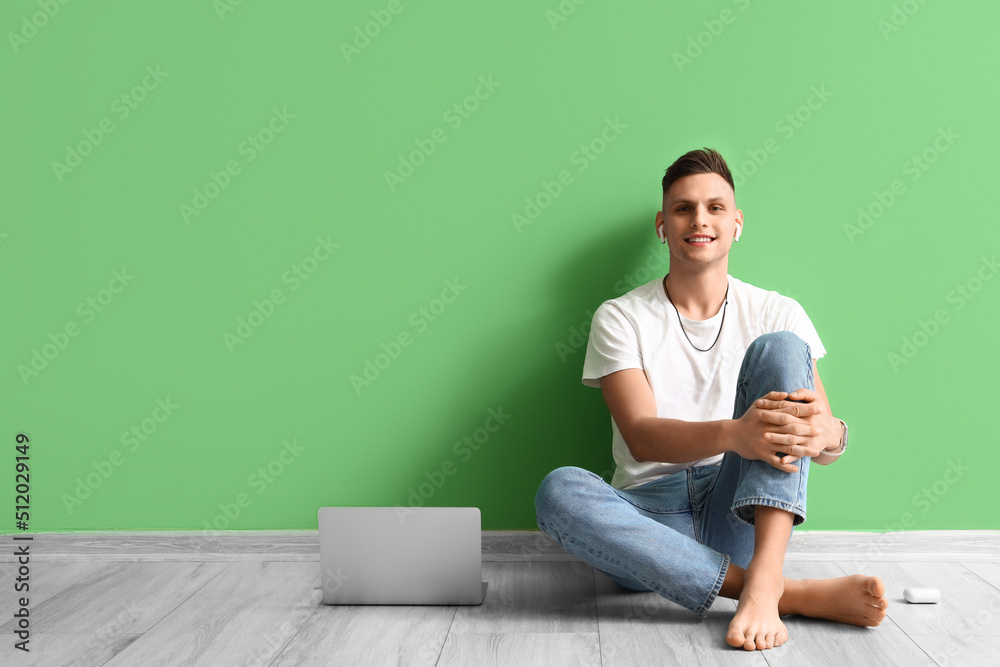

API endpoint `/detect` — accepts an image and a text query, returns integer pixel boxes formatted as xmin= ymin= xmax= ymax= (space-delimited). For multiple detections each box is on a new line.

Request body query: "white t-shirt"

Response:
xmin=582 ymin=273 xmax=826 ymax=490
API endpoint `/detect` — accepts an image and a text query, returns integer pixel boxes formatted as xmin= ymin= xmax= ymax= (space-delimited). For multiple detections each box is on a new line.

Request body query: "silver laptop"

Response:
xmin=318 ymin=506 xmax=484 ymax=605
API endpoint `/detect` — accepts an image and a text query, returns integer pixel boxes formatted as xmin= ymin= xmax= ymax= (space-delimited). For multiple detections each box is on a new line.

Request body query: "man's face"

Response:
xmin=656 ymin=172 xmax=742 ymax=270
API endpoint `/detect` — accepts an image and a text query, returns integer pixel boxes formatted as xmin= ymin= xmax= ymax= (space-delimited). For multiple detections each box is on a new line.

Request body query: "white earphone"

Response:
xmin=659 ymin=223 xmax=742 ymax=243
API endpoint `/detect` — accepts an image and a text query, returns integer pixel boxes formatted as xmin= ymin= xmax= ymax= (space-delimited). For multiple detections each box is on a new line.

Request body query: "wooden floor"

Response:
xmin=1 ymin=530 xmax=998 ymax=666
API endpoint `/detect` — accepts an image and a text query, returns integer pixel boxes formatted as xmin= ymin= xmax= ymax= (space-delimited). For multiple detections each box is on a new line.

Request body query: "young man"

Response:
xmin=534 ymin=148 xmax=889 ymax=651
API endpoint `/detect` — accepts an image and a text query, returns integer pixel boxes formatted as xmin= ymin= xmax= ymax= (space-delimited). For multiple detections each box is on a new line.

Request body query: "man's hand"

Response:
xmin=758 ymin=389 xmax=843 ymax=463
xmin=727 ymin=389 xmax=836 ymax=472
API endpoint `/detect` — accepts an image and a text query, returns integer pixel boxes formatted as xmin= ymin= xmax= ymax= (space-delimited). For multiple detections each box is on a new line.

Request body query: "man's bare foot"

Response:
xmin=726 ymin=566 xmax=788 ymax=651
xmin=781 ymin=574 xmax=889 ymax=626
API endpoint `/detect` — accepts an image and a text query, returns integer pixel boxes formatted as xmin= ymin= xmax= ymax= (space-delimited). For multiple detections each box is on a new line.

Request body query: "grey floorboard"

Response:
xmin=593 ymin=568 xmax=764 ymax=666
xmin=439 ymin=561 xmax=600 ymax=666
xmin=0 ymin=561 xmax=105 ymax=620
xmin=450 ymin=561 xmax=597 ymax=634
xmin=0 ymin=632 xmax=143 ymax=667
xmin=271 ymin=603 xmax=456 ymax=667
xmin=0 ymin=561 xmax=225 ymax=635
xmin=440 ymin=632 xmax=602 ymax=667
xmin=964 ymin=561 xmax=1000 ymax=590
xmin=0 ymin=561 xmax=224 ymax=667
xmin=1 ymin=531 xmax=998 ymax=665
xmin=102 ymin=562 xmax=317 ymax=667
xmin=837 ymin=560 xmax=1000 ymax=638
xmin=907 ymin=634 xmax=1000 ymax=667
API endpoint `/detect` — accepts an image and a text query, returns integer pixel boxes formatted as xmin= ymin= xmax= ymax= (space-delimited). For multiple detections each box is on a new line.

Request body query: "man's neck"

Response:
xmin=663 ymin=267 xmax=729 ymax=321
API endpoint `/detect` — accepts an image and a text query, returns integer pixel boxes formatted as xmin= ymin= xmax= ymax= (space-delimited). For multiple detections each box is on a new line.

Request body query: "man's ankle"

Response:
xmin=777 ymin=578 xmax=802 ymax=616
xmin=745 ymin=558 xmax=785 ymax=582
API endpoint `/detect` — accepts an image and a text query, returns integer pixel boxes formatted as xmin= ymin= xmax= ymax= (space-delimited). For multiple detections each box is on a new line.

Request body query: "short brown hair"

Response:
xmin=662 ymin=147 xmax=735 ymax=198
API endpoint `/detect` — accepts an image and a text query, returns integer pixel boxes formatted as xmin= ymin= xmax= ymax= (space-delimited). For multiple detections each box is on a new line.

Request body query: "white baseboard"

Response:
xmin=1 ymin=529 xmax=997 ymax=563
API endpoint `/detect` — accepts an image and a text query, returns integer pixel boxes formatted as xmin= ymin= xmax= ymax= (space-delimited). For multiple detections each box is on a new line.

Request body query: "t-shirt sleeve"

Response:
xmin=776 ymin=297 xmax=827 ymax=361
xmin=582 ymin=302 xmax=643 ymax=388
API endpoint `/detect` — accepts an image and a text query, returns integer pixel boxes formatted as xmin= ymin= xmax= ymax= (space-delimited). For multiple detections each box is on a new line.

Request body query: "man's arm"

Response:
xmin=600 ymin=365 xmax=832 ymax=472
xmin=804 ymin=360 xmax=844 ymax=466
xmin=599 ymin=368 xmax=732 ymax=464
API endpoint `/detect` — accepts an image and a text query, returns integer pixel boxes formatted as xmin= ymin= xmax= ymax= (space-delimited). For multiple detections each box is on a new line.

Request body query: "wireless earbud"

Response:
xmin=658 ymin=226 xmax=666 ymax=243
xmin=734 ymin=224 xmax=742 ymax=242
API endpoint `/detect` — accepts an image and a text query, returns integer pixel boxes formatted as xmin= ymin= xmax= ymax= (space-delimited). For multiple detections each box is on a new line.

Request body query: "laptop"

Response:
xmin=318 ymin=506 xmax=484 ymax=605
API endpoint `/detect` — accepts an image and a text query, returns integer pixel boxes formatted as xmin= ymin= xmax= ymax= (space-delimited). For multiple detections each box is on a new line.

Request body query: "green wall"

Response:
xmin=3 ymin=1 xmax=997 ymax=532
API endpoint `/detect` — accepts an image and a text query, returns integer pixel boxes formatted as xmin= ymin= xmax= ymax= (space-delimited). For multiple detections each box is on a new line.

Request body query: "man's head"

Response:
xmin=656 ymin=148 xmax=743 ymax=271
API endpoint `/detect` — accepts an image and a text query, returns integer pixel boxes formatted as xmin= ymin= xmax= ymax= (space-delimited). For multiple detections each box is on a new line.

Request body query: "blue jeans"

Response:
xmin=534 ymin=331 xmax=814 ymax=618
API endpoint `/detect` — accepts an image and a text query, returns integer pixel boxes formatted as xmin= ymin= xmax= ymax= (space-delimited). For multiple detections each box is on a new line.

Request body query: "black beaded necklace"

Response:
xmin=662 ymin=274 xmax=728 ymax=352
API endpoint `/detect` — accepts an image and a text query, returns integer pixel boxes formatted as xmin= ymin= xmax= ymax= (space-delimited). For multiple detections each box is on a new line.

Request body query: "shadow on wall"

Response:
xmin=391 ymin=213 xmax=665 ymax=529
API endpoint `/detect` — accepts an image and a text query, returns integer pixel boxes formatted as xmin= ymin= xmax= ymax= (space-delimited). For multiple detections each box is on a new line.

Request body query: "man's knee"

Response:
xmin=534 ymin=465 xmax=597 ymax=518
xmin=747 ymin=331 xmax=808 ymax=358
xmin=744 ymin=331 xmax=811 ymax=371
